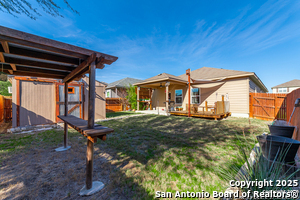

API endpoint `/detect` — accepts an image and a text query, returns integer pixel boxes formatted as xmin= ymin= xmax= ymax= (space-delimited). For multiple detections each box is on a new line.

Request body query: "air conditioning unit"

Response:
xmin=8 ymin=86 xmax=12 ymax=94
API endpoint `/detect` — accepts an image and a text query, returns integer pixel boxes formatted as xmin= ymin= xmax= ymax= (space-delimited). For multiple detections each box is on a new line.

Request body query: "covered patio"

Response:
xmin=134 ymin=70 xmax=231 ymax=119
xmin=134 ymin=72 xmax=188 ymax=113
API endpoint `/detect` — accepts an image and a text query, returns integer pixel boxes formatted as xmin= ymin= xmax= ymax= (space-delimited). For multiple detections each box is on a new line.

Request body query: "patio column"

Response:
xmin=137 ymin=87 xmax=140 ymax=111
xmin=165 ymin=82 xmax=170 ymax=113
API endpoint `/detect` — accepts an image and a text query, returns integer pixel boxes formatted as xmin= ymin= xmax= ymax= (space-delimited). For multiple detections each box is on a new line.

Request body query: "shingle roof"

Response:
xmin=106 ymin=77 xmax=142 ymax=89
xmin=178 ymin=67 xmax=253 ymax=81
xmin=272 ymin=79 xmax=300 ymax=89
xmin=139 ymin=73 xmax=186 ymax=83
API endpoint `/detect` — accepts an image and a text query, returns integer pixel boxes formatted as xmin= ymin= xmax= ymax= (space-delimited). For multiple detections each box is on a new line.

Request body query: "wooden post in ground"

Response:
xmin=86 ymin=61 xmax=96 ymax=190
xmin=86 ymin=138 xmax=94 ymax=189
xmin=205 ymin=101 xmax=208 ymax=111
xmin=55 ymin=82 xmax=71 ymax=152
xmin=64 ymin=82 xmax=68 ymax=148
xmin=137 ymin=87 xmax=140 ymax=111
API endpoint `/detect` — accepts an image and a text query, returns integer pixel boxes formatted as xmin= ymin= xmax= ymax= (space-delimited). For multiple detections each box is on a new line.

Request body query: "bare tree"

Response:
xmin=117 ymin=87 xmax=129 ymax=111
xmin=0 ymin=0 xmax=79 ymax=19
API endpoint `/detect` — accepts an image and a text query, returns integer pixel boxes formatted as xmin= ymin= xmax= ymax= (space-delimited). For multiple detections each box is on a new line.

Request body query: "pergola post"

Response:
xmin=88 ymin=62 xmax=96 ymax=129
xmin=55 ymin=82 xmax=71 ymax=152
xmin=137 ymin=87 xmax=140 ymax=111
xmin=79 ymin=61 xmax=105 ymax=195
xmin=64 ymin=82 xmax=68 ymax=148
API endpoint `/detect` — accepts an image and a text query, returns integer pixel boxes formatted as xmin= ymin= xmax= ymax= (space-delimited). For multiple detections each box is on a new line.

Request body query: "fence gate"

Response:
xmin=249 ymin=93 xmax=287 ymax=121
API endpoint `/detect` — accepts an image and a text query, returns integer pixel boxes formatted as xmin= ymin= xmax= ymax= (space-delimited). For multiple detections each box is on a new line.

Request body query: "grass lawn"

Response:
xmin=106 ymin=111 xmax=142 ymax=118
xmin=0 ymin=115 xmax=268 ymax=199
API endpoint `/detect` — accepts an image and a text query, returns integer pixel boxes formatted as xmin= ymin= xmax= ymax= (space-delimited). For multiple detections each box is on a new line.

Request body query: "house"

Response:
xmin=106 ymin=77 xmax=142 ymax=98
xmin=272 ymin=79 xmax=300 ymax=93
xmin=134 ymin=67 xmax=268 ymax=118
xmin=11 ymin=76 xmax=106 ymax=127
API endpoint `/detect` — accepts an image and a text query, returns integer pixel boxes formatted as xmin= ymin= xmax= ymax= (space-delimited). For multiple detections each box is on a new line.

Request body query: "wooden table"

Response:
xmin=58 ymin=115 xmax=114 ymax=195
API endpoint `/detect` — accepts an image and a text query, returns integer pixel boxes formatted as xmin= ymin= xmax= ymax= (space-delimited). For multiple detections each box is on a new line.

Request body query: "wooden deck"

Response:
xmin=169 ymin=110 xmax=231 ymax=120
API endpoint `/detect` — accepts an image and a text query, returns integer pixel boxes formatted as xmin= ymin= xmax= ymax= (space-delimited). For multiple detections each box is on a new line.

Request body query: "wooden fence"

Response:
xmin=285 ymin=88 xmax=300 ymax=154
xmin=249 ymin=93 xmax=287 ymax=121
xmin=106 ymin=98 xmax=122 ymax=112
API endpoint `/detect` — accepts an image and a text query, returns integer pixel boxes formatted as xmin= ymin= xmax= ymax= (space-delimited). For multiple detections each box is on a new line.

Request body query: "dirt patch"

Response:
xmin=0 ymin=141 xmax=132 ymax=200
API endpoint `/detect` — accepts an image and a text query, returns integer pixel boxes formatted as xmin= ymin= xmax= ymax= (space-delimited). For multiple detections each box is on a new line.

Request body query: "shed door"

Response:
xmin=20 ymin=81 xmax=55 ymax=126
xmin=58 ymin=85 xmax=82 ymax=119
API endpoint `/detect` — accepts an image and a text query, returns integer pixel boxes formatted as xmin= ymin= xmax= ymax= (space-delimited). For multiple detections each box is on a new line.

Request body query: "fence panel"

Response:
xmin=106 ymin=98 xmax=122 ymax=112
xmin=285 ymin=88 xmax=300 ymax=153
xmin=249 ymin=93 xmax=287 ymax=121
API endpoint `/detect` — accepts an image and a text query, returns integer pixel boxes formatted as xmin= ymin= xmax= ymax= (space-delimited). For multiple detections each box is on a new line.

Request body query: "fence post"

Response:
xmin=274 ymin=96 xmax=277 ymax=119
xmin=249 ymin=94 xmax=253 ymax=118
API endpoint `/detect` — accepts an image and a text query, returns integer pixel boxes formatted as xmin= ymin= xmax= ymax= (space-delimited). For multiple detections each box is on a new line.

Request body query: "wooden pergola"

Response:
xmin=0 ymin=26 xmax=118 ymax=195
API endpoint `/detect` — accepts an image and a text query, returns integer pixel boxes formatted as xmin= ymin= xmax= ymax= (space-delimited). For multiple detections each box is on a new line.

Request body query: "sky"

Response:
xmin=1 ymin=0 xmax=300 ymax=92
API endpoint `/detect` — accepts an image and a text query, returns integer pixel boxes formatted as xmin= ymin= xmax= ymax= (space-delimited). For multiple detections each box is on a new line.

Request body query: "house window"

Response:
xmin=68 ymin=87 xmax=75 ymax=94
xmin=278 ymin=88 xmax=287 ymax=93
xmin=175 ymin=89 xmax=182 ymax=104
xmin=106 ymin=89 xmax=111 ymax=98
xmin=191 ymin=88 xmax=200 ymax=104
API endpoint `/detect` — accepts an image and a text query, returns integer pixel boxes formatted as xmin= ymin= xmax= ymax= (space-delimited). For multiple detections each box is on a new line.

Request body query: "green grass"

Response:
xmin=106 ymin=111 xmax=142 ymax=118
xmin=97 ymin=115 xmax=269 ymax=199
xmin=0 ymin=115 xmax=269 ymax=199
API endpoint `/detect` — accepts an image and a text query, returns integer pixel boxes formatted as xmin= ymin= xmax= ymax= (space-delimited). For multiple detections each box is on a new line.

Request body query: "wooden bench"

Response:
xmin=57 ymin=115 xmax=114 ymax=195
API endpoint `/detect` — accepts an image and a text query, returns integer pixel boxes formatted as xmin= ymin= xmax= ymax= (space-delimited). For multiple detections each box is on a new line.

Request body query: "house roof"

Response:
xmin=178 ymin=67 xmax=253 ymax=81
xmin=180 ymin=67 xmax=268 ymax=92
xmin=134 ymin=72 xmax=187 ymax=87
xmin=106 ymin=77 xmax=142 ymax=89
xmin=272 ymin=79 xmax=300 ymax=89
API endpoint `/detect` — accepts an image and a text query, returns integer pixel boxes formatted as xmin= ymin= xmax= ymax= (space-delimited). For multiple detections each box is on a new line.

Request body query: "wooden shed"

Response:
xmin=11 ymin=76 xmax=106 ymax=128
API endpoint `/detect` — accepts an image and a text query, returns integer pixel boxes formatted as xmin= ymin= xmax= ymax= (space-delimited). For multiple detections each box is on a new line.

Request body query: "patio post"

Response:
xmin=137 ymin=87 xmax=140 ymax=111
xmin=186 ymin=69 xmax=191 ymax=117
xmin=165 ymin=84 xmax=169 ymax=113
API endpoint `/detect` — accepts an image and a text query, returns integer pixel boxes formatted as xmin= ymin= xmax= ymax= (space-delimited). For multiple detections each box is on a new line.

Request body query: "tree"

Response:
xmin=117 ymin=87 xmax=129 ymax=111
xmin=0 ymin=0 xmax=79 ymax=19
xmin=126 ymin=84 xmax=137 ymax=110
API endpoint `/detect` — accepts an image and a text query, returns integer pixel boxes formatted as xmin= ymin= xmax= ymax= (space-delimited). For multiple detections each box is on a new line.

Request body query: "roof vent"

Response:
xmin=158 ymin=73 xmax=162 ymax=76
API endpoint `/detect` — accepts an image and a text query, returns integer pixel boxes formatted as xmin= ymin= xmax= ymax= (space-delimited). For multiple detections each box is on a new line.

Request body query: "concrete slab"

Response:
xmin=79 ymin=181 xmax=105 ymax=196
xmin=55 ymin=146 xmax=71 ymax=152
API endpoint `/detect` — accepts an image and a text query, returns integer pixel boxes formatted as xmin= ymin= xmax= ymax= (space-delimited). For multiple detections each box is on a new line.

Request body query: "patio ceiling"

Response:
xmin=0 ymin=26 xmax=118 ymax=82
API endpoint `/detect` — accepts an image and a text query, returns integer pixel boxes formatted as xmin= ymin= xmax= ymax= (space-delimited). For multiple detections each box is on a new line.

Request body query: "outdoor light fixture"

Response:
xmin=160 ymin=83 xmax=163 ymax=88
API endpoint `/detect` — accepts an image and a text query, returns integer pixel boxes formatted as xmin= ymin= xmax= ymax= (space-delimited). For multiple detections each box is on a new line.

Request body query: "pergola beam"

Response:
xmin=0 ymin=45 xmax=80 ymax=65
xmin=0 ymin=40 xmax=17 ymax=71
xmin=3 ymin=70 xmax=65 ymax=79
xmin=63 ymin=53 xmax=97 ymax=83
xmin=4 ymin=56 xmax=75 ymax=71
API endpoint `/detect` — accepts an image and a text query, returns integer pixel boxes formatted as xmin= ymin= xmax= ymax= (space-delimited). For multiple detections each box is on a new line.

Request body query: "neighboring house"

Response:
xmin=134 ymin=67 xmax=268 ymax=118
xmin=106 ymin=77 xmax=142 ymax=98
xmin=271 ymin=79 xmax=300 ymax=93
xmin=11 ymin=76 xmax=106 ymax=127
